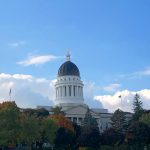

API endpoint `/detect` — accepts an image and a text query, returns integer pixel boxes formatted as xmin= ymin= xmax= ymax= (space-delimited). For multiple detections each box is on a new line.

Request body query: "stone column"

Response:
xmin=62 ymin=86 xmax=65 ymax=97
xmin=66 ymin=85 xmax=69 ymax=97
xmin=60 ymin=86 xmax=62 ymax=97
xmin=81 ymin=87 xmax=83 ymax=97
xmin=56 ymin=87 xmax=58 ymax=98
xmin=76 ymin=86 xmax=78 ymax=97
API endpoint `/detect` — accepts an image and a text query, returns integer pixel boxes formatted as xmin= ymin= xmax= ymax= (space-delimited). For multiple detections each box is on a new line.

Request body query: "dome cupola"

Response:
xmin=58 ymin=61 xmax=80 ymax=77
xmin=58 ymin=51 xmax=80 ymax=77
xmin=55 ymin=51 xmax=84 ymax=109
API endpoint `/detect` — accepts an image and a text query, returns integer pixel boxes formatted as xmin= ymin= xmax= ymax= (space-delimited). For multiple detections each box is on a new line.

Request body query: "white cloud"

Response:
xmin=94 ymin=89 xmax=150 ymax=112
xmin=0 ymin=75 xmax=103 ymax=109
xmin=102 ymin=83 xmax=120 ymax=93
xmin=17 ymin=55 xmax=58 ymax=66
xmin=8 ymin=41 xmax=26 ymax=47
xmin=0 ymin=73 xmax=149 ymax=113
xmin=0 ymin=73 xmax=55 ymax=108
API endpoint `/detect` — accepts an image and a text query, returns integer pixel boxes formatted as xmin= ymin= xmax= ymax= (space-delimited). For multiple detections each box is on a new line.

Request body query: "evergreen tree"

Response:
xmin=127 ymin=121 xmax=150 ymax=145
xmin=139 ymin=113 xmax=150 ymax=127
xmin=111 ymin=109 xmax=127 ymax=133
xmin=132 ymin=93 xmax=143 ymax=121
xmin=78 ymin=107 xmax=101 ymax=149
xmin=82 ymin=107 xmax=98 ymax=128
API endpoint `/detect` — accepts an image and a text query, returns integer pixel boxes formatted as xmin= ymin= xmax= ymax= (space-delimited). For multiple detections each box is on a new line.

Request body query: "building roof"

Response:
xmin=58 ymin=61 xmax=80 ymax=77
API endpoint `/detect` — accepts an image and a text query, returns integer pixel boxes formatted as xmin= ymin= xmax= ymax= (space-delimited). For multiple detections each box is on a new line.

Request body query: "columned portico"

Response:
xmin=55 ymin=75 xmax=84 ymax=108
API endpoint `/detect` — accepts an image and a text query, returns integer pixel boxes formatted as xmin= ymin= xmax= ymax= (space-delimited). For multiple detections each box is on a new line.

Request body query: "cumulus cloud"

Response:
xmin=17 ymin=55 xmax=58 ymax=66
xmin=0 ymin=73 xmax=149 ymax=113
xmin=8 ymin=41 xmax=26 ymax=47
xmin=94 ymin=89 xmax=150 ymax=112
xmin=0 ymin=73 xmax=55 ymax=108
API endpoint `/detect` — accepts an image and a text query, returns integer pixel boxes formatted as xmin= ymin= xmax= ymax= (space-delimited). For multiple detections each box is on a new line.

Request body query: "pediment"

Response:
xmin=65 ymin=105 xmax=99 ymax=117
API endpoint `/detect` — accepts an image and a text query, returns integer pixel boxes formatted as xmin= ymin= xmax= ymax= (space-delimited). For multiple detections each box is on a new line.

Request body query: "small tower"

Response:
xmin=55 ymin=52 xmax=84 ymax=110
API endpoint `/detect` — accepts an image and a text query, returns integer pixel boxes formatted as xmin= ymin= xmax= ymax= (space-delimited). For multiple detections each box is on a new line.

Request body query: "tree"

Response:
xmin=19 ymin=114 xmax=41 ymax=150
xmin=77 ymin=108 xmax=100 ymax=149
xmin=139 ymin=113 xmax=150 ymax=127
xmin=35 ymin=108 xmax=49 ymax=118
xmin=77 ymin=126 xmax=101 ymax=149
xmin=126 ymin=121 xmax=150 ymax=146
xmin=111 ymin=109 xmax=127 ymax=133
xmin=101 ymin=128 xmax=124 ymax=146
xmin=82 ymin=107 xmax=98 ymax=128
xmin=54 ymin=127 xmax=76 ymax=150
xmin=23 ymin=108 xmax=49 ymax=118
xmin=49 ymin=114 xmax=74 ymax=132
xmin=40 ymin=118 xmax=58 ymax=145
xmin=0 ymin=101 xmax=21 ymax=148
xmin=51 ymin=106 xmax=65 ymax=115
xmin=132 ymin=93 xmax=143 ymax=121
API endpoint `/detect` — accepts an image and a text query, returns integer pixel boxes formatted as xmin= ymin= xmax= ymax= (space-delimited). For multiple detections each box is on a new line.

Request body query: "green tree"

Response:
xmin=40 ymin=118 xmax=58 ymax=145
xmin=78 ymin=126 xmax=101 ymax=149
xmin=0 ymin=101 xmax=21 ymax=148
xmin=111 ymin=109 xmax=127 ymax=133
xmin=82 ymin=107 xmax=98 ymax=128
xmin=54 ymin=127 xmax=76 ymax=150
xmin=139 ymin=113 xmax=150 ymax=127
xmin=101 ymin=128 xmax=124 ymax=146
xmin=132 ymin=93 xmax=143 ymax=121
xmin=126 ymin=121 xmax=150 ymax=146
xmin=35 ymin=108 xmax=49 ymax=118
xmin=78 ymin=108 xmax=100 ymax=149
xmin=19 ymin=114 xmax=40 ymax=150
xmin=23 ymin=108 xmax=49 ymax=118
xmin=51 ymin=106 xmax=65 ymax=115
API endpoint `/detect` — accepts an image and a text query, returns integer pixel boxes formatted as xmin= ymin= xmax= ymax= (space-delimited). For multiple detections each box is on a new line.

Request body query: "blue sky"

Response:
xmin=0 ymin=0 xmax=150 ymax=111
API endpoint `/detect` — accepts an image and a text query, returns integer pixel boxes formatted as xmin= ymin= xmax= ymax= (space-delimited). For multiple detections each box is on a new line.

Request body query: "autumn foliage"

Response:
xmin=49 ymin=114 xmax=74 ymax=132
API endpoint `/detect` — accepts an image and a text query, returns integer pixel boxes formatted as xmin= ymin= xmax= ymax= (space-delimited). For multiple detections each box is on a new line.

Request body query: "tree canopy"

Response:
xmin=132 ymin=93 xmax=143 ymax=121
xmin=111 ymin=109 xmax=127 ymax=133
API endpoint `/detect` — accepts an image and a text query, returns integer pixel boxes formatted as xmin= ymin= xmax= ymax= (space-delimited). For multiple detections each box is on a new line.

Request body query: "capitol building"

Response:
xmin=38 ymin=52 xmax=131 ymax=131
